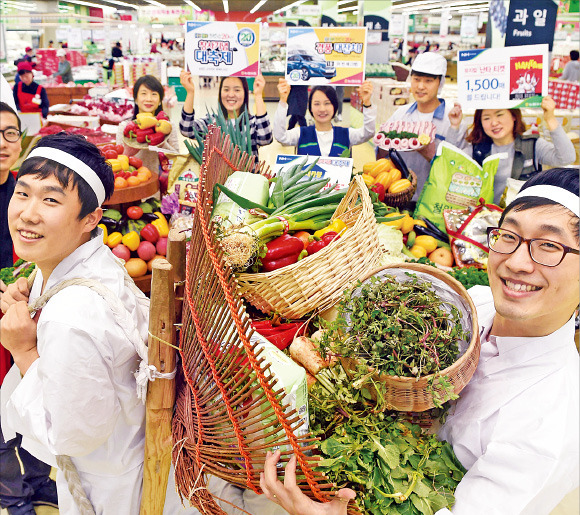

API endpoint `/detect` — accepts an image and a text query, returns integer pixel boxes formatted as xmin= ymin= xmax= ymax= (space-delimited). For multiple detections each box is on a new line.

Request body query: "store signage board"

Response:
xmin=285 ymin=27 xmax=367 ymax=86
xmin=460 ymin=15 xmax=479 ymax=39
xmin=185 ymin=21 xmax=260 ymax=77
xmin=504 ymin=0 xmax=558 ymax=51
xmin=458 ymin=44 xmax=549 ymax=109
xmin=274 ymin=154 xmax=353 ymax=191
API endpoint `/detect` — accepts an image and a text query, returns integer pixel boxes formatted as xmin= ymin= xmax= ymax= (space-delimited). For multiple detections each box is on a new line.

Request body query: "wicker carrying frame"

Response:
xmin=172 ymin=127 xmax=339 ymax=514
xmin=342 ymin=263 xmax=481 ymax=412
xmin=236 ymin=174 xmax=382 ymax=319
xmin=382 ymin=168 xmax=417 ymax=208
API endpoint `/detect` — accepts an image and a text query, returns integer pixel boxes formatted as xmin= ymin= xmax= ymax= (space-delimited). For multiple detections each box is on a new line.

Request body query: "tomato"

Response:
xmin=127 ymin=206 xmax=144 ymax=219
xmin=103 ymin=149 xmax=118 ymax=160
xmin=128 ymin=156 xmax=143 ymax=169
xmin=101 ymin=144 xmax=117 ymax=153
xmin=114 ymin=144 xmax=124 ymax=155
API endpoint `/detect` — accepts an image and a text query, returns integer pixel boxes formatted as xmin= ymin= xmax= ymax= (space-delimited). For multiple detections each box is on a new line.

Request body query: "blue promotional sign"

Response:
xmin=505 ymin=0 xmax=558 ymax=50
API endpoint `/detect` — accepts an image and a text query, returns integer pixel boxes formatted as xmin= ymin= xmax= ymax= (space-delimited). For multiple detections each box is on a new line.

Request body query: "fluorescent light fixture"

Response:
xmin=142 ymin=0 xmax=166 ymax=6
xmin=273 ymin=0 xmax=307 ymax=15
xmin=250 ymin=0 xmax=267 ymax=13
xmin=392 ymin=0 xmax=441 ymax=10
xmin=337 ymin=6 xmax=358 ymax=13
xmin=93 ymin=0 xmax=137 ymax=7
xmin=2 ymin=0 xmax=37 ymax=8
xmin=55 ymin=0 xmax=134 ymax=9
xmin=184 ymin=0 xmax=201 ymax=10
xmin=223 ymin=0 xmax=229 ymax=13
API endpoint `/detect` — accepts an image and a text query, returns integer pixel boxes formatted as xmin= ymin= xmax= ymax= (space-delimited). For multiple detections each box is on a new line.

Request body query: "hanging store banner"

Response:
xmin=285 ymin=26 xmax=367 ymax=86
xmin=185 ymin=21 xmax=260 ymax=77
xmin=458 ymin=44 xmax=549 ymax=109
xmin=505 ymin=0 xmax=558 ymax=50
xmin=460 ymin=15 xmax=479 ymax=39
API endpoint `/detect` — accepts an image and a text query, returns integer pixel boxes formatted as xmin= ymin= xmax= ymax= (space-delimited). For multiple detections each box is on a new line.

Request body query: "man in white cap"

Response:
xmin=53 ymin=49 xmax=73 ymax=83
xmin=379 ymin=51 xmax=452 ymax=199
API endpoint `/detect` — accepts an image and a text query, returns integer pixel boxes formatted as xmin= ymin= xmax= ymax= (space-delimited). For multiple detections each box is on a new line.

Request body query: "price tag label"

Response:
xmin=458 ymin=44 xmax=549 ymax=109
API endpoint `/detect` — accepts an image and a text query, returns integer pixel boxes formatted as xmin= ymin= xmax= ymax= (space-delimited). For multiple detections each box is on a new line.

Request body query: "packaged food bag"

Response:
xmin=414 ymin=141 xmax=502 ymax=232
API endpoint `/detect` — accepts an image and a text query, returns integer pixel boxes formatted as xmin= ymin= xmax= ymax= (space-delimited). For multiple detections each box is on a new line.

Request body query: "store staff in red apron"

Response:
xmin=13 ymin=62 xmax=49 ymax=119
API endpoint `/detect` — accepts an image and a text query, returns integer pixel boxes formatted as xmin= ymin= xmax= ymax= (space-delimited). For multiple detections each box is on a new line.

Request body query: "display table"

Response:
xmin=44 ymin=86 xmax=91 ymax=107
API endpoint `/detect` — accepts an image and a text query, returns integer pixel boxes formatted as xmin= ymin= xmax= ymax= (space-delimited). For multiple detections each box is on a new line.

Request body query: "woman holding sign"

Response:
xmin=447 ymin=97 xmax=575 ymax=204
xmin=273 ymin=79 xmax=376 ymax=157
xmin=179 ymin=71 xmax=273 ymax=157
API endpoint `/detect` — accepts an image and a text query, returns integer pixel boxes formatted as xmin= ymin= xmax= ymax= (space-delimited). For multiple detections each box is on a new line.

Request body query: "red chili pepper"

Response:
xmin=146 ymin=132 xmax=166 ymax=146
xmin=263 ymin=234 xmax=304 ymax=262
xmin=371 ymin=183 xmax=386 ymax=202
xmin=263 ymin=326 xmax=301 ymax=350
xmin=261 ymin=252 xmax=301 ymax=272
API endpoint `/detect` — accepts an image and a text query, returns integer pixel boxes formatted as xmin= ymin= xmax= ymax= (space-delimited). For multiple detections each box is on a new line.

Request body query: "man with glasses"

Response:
xmin=260 ymin=168 xmax=579 ymax=514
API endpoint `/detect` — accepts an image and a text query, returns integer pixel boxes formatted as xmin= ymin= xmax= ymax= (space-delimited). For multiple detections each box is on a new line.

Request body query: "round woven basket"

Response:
xmin=236 ymin=175 xmax=382 ymax=319
xmin=341 ymin=263 xmax=480 ymax=412
xmin=383 ymin=169 xmax=417 ymax=208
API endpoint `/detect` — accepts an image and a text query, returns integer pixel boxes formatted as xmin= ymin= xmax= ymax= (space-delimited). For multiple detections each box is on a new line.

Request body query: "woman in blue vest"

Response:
xmin=273 ymin=79 xmax=376 ymax=157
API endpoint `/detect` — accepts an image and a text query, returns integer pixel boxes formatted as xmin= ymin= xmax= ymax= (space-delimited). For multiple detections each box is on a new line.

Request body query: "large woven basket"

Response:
xmin=382 ymin=168 xmax=417 ymax=208
xmin=342 ymin=263 xmax=480 ymax=412
xmin=236 ymin=174 xmax=382 ymax=319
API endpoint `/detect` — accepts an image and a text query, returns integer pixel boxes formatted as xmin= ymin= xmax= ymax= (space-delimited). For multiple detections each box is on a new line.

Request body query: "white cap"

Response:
xmin=411 ymin=52 xmax=447 ymax=92
xmin=57 ymin=49 xmax=67 ymax=57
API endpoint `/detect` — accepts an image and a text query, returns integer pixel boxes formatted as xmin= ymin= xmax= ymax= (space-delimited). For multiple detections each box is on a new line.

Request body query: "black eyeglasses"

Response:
xmin=0 ymin=128 xmax=22 ymax=142
xmin=487 ymin=227 xmax=580 ymax=267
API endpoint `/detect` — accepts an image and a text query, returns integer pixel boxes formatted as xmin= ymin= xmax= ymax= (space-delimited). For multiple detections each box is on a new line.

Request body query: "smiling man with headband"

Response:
xmin=0 ymin=133 xmax=152 ymax=514
xmin=260 ymin=168 xmax=579 ymax=515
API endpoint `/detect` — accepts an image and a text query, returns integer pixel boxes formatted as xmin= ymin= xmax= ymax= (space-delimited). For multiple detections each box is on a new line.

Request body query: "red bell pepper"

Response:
xmin=156 ymin=111 xmax=170 ymax=121
xmin=371 ymin=183 xmax=386 ymax=202
xmin=264 ymin=234 xmax=304 ymax=261
xmin=136 ymin=127 xmax=155 ymax=143
xmin=292 ymin=231 xmax=311 ymax=250
xmin=146 ymin=132 xmax=166 ymax=146
xmin=140 ymin=223 xmax=160 ymax=243
xmin=305 ymin=231 xmax=340 ymax=255
xmin=261 ymin=253 xmax=301 ymax=272
xmin=123 ymin=122 xmax=139 ymax=139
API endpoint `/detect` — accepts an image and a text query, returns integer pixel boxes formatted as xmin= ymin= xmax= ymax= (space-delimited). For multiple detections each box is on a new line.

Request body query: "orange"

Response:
xmin=136 ymin=167 xmax=152 ymax=180
xmin=126 ymin=176 xmax=141 ymax=187
xmin=114 ymin=176 xmax=127 ymax=189
xmin=136 ymin=172 xmax=149 ymax=183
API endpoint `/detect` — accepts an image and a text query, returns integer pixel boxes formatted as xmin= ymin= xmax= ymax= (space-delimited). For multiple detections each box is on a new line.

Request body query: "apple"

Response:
xmin=137 ymin=241 xmax=156 ymax=261
xmin=111 ymin=244 xmax=131 ymax=262
xmin=156 ymin=237 xmax=168 ymax=256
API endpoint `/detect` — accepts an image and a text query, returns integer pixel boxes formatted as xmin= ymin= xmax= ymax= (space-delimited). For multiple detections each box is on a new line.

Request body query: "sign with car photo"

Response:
xmin=285 ymin=27 xmax=367 ymax=85
xmin=185 ymin=21 xmax=260 ymax=77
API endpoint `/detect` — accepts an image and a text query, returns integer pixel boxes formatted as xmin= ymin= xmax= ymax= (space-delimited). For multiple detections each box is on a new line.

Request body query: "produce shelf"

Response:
xmin=132 ymin=273 xmax=152 ymax=294
xmin=103 ymin=175 xmax=159 ymax=206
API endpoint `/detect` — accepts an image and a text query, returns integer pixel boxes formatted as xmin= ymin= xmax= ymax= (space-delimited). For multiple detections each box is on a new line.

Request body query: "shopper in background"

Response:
xmin=379 ymin=52 xmax=452 ymax=198
xmin=47 ymin=41 xmax=54 ymax=49
xmin=179 ymin=70 xmax=273 ymax=157
xmin=13 ymin=62 xmax=49 ymax=119
xmin=447 ymin=97 xmax=575 ymax=204
xmin=260 ymin=168 xmax=579 ymax=515
xmin=405 ymin=47 xmax=417 ymax=67
xmin=0 ymin=102 xmax=58 ymax=515
xmin=118 ymin=75 xmax=180 ymax=173
xmin=274 ymin=79 xmax=375 ymax=157
xmin=560 ymin=50 xmax=580 ymax=82
xmin=53 ymin=49 xmax=72 ymax=84
xmin=287 ymin=85 xmax=308 ymax=129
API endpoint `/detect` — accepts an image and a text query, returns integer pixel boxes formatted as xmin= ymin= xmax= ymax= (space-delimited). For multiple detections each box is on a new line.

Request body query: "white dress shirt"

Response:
xmin=2 ymin=232 xmax=150 ymax=515
xmin=436 ymin=286 xmax=579 ymax=514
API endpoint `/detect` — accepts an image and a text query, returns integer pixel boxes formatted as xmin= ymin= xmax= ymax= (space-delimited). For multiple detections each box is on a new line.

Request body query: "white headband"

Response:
xmin=27 ymin=147 xmax=106 ymax=206
xmin=514 ymin=185 xmax=579 ymax=217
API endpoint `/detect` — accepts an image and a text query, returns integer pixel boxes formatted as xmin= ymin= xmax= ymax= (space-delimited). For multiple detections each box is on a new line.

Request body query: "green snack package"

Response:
xmin=414 ymin=141 xmax=502 ymax=232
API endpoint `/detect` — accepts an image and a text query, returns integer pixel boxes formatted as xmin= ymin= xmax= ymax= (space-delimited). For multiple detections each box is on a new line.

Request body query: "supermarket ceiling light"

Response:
xmin=250 ymin=0 xmax=267 ymax=13
xmin=3 ymin=0 xmax=37 ymax=9
xmin=337 ymin=6 xmax=358 ymax=13
xmin=183 ymin=0 xmax=201 ymax=11
xmin=223 ymin=0 xmax=229 ymax=13
xmin=58 ymin=0 xmax=135 ymax=9
xmin=141 ymin=0 xmax=166 ymax=7
xmin=96 ymin=0 xmax=138 ymax=8
xmin=273 ymin=0 xmax=307 ymax=15
xmin=392 ymin=0 xmax=441 ymax=10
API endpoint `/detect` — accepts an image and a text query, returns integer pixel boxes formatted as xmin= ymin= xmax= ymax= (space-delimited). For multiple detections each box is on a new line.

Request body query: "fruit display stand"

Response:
xmin=103 ymin=176 xmax=160 ymax=294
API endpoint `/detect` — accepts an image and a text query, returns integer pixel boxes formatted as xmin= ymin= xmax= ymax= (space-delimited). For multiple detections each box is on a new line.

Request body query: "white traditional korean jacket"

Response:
xmin=1 ymin=232 xmax=149 ymax=514
xmin=436 ymin=286 xmax=579 ymax=514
